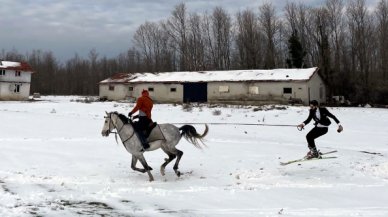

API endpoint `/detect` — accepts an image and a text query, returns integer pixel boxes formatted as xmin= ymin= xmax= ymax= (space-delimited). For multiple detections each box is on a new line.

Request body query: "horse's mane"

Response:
xmin=115 ymin=112 xmax=129 ymax=124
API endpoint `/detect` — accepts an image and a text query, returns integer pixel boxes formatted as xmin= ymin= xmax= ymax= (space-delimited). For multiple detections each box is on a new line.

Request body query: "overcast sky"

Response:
xmin=0 ymin=0 xmax=380 ymax=62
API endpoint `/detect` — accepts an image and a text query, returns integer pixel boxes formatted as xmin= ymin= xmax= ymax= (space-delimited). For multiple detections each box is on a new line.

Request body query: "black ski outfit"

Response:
xmin=298 ymin=100 xmax=343 ymax=158
xmin=303 ymin=107 xmax=340 ymax=150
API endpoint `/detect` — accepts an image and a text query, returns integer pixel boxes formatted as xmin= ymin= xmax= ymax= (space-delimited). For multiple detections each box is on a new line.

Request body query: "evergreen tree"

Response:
xmin=286 ymin=31 xmax=306 ymax=68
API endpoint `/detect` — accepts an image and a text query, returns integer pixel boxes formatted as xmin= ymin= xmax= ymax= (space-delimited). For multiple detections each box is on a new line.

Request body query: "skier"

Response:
xmin=297 ymin=100 xmax=343 ymax=159
xmin=128 ymin=89 xmax=153 ymax=150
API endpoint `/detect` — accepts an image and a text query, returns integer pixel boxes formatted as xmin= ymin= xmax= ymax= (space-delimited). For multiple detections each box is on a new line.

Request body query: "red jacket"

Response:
xmin=130 ymin=91 xmax=153 ymax=119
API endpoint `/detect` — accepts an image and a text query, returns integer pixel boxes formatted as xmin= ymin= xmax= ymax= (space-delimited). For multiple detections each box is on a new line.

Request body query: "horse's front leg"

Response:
xmin=131 ymin=155 xmax=146 ymax=173
xmin=138 ymin=155 xmax=154 ymax=182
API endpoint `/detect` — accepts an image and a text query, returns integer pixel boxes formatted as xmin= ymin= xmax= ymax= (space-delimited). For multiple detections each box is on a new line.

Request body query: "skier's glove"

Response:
xmin=337 ymin=124 xmax=343 ymax=133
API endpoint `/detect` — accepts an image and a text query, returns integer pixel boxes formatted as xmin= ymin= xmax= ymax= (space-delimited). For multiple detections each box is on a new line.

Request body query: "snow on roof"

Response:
xmin=100 ymin=67 xmax=318 ymax=84
xmin=0 ymin=61 xmax=34 ymax=72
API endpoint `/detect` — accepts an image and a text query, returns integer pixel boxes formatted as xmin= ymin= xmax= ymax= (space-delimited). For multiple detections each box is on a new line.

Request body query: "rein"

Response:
xmin=106 ymin=114 xmax=119 ymax=143
xmin=107 ymin=113 xmax=136 ymax=144
xmin=169 ymin=122 xmax=304 ymax=131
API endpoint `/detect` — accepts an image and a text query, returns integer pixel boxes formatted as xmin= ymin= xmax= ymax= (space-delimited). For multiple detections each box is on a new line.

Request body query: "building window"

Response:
xmin=109 ymin=85 xmax=114 ymax=91
xmin=148 ymin=87 xmax=154 ymax=92
xmin=249 ymin=86 xmax=259 ymax=94
xmin=283 ymin=87 xmax=292 ymax=94
xmin=15 ymin=71 xmax=21 ymax=76
xmin=14 ymin=84 xmax=21 ymax=93
xmin=128 ymin=86 xmax=134 ymax=91
xmin=219 ymin=86 xmax=229 ymax=93
xmin=0 ymin=70 xmax=5 ymax=76
xmin=170 ymin=87 xmax=177 ymax=92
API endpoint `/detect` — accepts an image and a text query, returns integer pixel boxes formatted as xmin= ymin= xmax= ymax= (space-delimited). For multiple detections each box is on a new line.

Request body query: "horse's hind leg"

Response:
xmin=160 ymin=149 xmax=176 ymax=176
xmin=172 ymin=149 xmax=183 ymax=177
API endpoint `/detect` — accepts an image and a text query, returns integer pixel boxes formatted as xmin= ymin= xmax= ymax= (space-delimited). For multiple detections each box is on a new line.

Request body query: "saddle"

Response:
xmin=145 ymin=122 xmax=157 ymax=138
xmin=144 ymin=122 xmax=165 ymax=143
xmin=118 ymin=113 xmax=165 ymax=143
xmin=133 ymin=121 xmax=165 ymax=143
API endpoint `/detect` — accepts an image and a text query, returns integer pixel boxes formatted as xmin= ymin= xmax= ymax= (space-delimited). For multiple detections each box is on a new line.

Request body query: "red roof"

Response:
xmin=99 ymin=72 xmax=133 ymax=84
xmin=0 ymin=61 xmax=34 ymax=73
xmin=110 ymin=73 xmax=129 ymax=80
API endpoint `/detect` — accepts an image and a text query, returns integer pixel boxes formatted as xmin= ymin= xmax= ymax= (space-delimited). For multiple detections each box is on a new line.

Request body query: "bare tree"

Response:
xmin=258 ymin=2 xmax=280 ymax=68
xmin=202 ymin=7 xmax=232 ymax=70
xmin=376 ymin=0 xmax=388 ymax=80
xmin=235 ymin=9 xmax=263 ymax=69
xmin=211 ymin=7 xmax=232 ymax=70
xmin=276 ymin=21 xmax=288 ymax=68
xmin=133 ymin=21 xmax=174 ymax=73
xmin=166 ymin=3 xmax=189 ymax=71
xmin=187 ymin=12 xmax=205 ymax=70
xmin=306 ymin=8 xmax=332 ymax=85
xmin=284 ymin=2 xmax=299 ymax=34
xmin=26 ymin=50 xmax=59 ymax=94
xmin=346 ymin=0 xmax=377 ymax=102
xmin=374 ymin=0 xmax=388 ymax=103
xmin=284 ymin=2 xmax=313 ymax=67
xmin=325 ymin=0 xmax=349 ymax=96
xmin=326 ymin=0 xmax=345 ymax=71
xmin=133 ymin=22 xmax=158 ymax=72
xmin=1 ymin=48 xmax=24 ymax=62
xmin=201 ymin=12 xmax=215 ymax=69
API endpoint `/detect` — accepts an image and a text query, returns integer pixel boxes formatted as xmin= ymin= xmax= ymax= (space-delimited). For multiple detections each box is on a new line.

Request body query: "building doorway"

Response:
xmin=183 ymin=82 xmax=207 ymax=103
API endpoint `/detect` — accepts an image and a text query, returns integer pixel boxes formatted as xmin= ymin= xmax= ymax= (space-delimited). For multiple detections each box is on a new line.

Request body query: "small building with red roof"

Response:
xmin=0 ymin=60 xmax=34 ymax=100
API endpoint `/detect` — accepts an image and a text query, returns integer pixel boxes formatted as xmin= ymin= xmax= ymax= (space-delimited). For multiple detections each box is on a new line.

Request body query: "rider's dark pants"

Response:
xmin=306 ymin=127 xmax=328 ymax=150
xmin=136 ymin=116 xmax=152 ymax=135
xmin=134 ymin=116 xmax=152 ymax=149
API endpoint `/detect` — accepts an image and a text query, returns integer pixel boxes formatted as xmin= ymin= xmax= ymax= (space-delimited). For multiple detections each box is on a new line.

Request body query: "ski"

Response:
xmin=280 ymin=150 xmax=338 ymax=166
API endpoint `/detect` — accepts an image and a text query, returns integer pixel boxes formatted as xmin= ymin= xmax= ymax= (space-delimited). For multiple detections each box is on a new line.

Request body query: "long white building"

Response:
xmin=99 ymin=67 xmax=326 ymax=105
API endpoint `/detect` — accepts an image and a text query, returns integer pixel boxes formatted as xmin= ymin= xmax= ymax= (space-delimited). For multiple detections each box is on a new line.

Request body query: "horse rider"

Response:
xmin=128 ymin=89 xmax=153 ymax=150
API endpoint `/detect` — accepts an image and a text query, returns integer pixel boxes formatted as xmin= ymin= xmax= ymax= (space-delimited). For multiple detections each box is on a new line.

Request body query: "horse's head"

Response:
xmin=101 ymin=111 xmax=115 ymax=137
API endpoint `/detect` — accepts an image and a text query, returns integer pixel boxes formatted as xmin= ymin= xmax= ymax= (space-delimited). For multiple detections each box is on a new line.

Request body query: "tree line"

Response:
xmin=1 ymin=0 xmax=387 ymax=104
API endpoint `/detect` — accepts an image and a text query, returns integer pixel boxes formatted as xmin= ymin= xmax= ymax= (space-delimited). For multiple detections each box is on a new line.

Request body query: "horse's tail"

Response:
xmin=179 ymin=124 xmax=208 ymax=149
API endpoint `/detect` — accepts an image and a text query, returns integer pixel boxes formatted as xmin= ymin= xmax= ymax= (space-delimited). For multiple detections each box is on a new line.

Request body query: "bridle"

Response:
xmin=105 ymin=112 xmax=135 ymax=144
xmin=104 ymin=113 xmax=119 ymax=143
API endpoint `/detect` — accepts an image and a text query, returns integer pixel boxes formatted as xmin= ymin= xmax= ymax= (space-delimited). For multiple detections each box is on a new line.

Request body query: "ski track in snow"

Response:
xmin=1 ymin=96 xmax=388 ymax=216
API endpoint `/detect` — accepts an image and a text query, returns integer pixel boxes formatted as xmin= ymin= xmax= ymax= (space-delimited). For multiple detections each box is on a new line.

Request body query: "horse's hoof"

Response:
xmin=160 ymin=168 xmax=165 ymax=176
xmin=175 ymin=171 xmax=181 ymax=177
xmin=147 ymin=166 xmax=153 ymax=171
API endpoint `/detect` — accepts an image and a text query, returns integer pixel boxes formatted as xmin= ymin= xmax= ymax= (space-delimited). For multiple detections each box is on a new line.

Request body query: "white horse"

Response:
xmin=101 ymin=111 xmax=208 ymax=181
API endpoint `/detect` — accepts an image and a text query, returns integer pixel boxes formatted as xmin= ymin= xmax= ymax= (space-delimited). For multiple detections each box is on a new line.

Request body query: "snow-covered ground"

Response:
xmin=1 ymin=96 xmax=388 ymax=217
